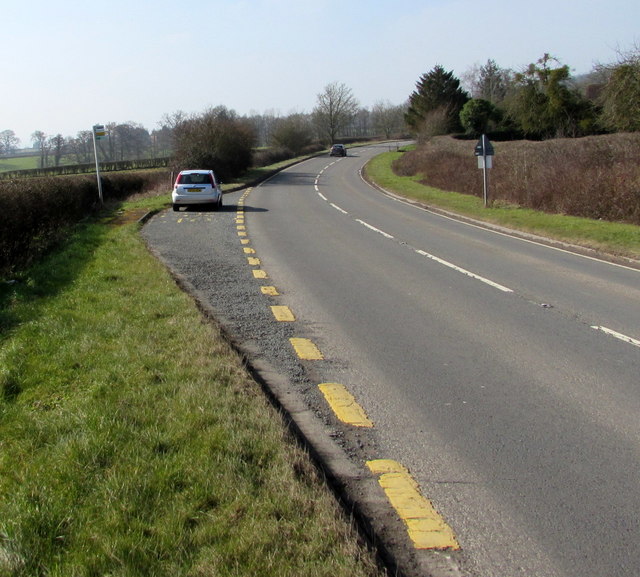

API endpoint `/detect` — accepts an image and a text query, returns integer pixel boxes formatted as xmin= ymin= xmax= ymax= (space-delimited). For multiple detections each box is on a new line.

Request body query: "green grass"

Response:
xmin=0 ymin=156 xmax=39 ymax=172
xmin=0 ymin=195 xmax=382 ymax=577
xmin=365 ymin=151 xmax=640 ymax=261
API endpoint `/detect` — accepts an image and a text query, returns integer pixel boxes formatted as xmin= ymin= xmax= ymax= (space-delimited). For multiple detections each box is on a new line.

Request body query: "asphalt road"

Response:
xmin=144 ymin=144 xmax=640 ymax=577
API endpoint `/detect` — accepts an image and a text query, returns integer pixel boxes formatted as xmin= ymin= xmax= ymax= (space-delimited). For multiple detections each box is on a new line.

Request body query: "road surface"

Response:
xmin=144 ymin=143 xmax=640 ymax=577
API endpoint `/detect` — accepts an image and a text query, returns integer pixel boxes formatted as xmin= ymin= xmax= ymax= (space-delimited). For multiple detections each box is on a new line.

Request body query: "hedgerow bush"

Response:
xmin=0 ymin=170 xmax=170 ymax=277
xmin=251 ymin=143 xmax=324 ymax=167
xmin=171 ymin=107 xmax=255 ymax=181
xmin=394 ymin=134 xmax=640 ymax=225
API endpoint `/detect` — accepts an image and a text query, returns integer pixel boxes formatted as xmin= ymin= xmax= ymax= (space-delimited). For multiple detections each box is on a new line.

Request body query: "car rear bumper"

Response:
xmin=172 ymin=192 xmax=221 ymax=205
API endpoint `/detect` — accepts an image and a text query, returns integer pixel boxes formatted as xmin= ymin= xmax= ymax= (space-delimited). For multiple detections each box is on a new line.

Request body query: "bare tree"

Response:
xmin=48 ymin=134 xmax=66 ymax=167
xmin=371 ymin=100 xmax=407 ymax=138
xmin=150 ymin=126 xmax=173 ymax=157
xmin=160 ymin=110 xmax=188 ymax=131
xmin=68 ymin=130 xmax=93 ymax=164
xmin=101 ymin=122 xmax=117 ymax=161
xmin=172 ymin=106 xmax=255 ymax=180
xmin=350 ymin=108 xmax=371 ymax=138
xmin=463 ymin=60 xmax=513 ymax=103
xmin=312 ymin=82 xmax=359 ymax=144
xmin=0 ymin=130 xmax=20 ymax=155
xmin=31 ymin=130 xmax=50 ymax=167
xmin=111 ymin=122 xmax=150 ymax=161
xmin=247 ymin=109 xmax=281 ymax=148
xmin=155 ymin=110 xmax=189 ymax=157
xmin=270 ymin=113 xmax=314 ymax=155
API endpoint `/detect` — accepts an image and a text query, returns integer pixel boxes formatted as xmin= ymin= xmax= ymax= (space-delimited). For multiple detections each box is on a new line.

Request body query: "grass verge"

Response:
xmin=0 ymin=195 xmax=383 ymax=577
xmin=365 ymin=151 xmax=640 ymax=261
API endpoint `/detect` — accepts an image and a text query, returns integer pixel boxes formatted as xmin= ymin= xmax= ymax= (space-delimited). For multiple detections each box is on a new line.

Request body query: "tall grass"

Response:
xmin=0 ymin=197 xmax=383 ymax=577
xmin=394 ymin=134 xmax=640 ymax=225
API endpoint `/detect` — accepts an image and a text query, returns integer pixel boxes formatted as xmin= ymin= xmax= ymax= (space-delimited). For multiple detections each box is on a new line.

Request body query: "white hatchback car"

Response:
xmin=172 ymin=170 xmax=223 ymax=211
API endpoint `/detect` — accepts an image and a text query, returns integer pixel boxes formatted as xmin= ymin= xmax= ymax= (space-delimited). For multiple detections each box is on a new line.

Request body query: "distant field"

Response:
xmin=0 ymin=153 xmax=89 ymax=173
xmin=0 ymin=155 xmax=39 ymax=172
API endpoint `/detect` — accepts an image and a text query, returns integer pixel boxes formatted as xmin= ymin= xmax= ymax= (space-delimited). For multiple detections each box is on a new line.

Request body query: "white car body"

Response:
xmin=172 ymin=170 xmax=223 ymax=211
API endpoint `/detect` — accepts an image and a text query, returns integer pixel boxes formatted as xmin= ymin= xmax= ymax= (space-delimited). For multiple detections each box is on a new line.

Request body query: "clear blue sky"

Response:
xmin=2 ymin=0 xmax=638 ymax=147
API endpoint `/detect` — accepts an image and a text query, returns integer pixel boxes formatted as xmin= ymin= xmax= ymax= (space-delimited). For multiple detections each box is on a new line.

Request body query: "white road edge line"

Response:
xmin=590 ymin=326 xmax=640 ymax=348
xmin=361 ymin=172 xmax=640 ymax=274
xmin=416 ymin=249 xmax=514 ymax=293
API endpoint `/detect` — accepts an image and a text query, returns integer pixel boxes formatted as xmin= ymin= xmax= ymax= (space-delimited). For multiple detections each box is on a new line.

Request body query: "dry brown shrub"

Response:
xmin=395 ymin=134 xmax=640 ymax=224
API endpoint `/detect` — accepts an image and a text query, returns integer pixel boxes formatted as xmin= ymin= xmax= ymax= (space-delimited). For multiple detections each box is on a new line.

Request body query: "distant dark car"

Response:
xmin=329 ymin=144 xmax=347 ymax=157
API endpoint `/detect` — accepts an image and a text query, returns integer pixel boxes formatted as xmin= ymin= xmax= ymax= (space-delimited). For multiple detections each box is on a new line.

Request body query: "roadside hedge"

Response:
xmin=0 ymin=158 xmax=171 ymax=180
xmin=0 ymin=171 xmax=170 ymax=277
xmin=394 ymin=134 xmax=640 ymax=225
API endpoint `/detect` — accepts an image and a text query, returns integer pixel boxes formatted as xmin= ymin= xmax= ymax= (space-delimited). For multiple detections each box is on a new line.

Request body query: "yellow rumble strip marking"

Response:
xmin=367 ymin=460 xmax=460 ymax=550
xmin=237 ymin=225 xmax=246 ymax=231
xmin=318 ymin=383 xmax=373 ymax=428
xmin=271 ymin=306 xmax=295 ymax=322
xmin=241 ymin=239 xmax=250 ymax=245
xmin=261 ymin=286 xmax=280 ymax=296
xmin=238 ymin=231 xmax=247 ymax=237
xmin=244 ymin=247 xmax=256 ymax=254
xmin=252 ymin=270 xmax=268 ymax=279
xmin=289 ymin=338 xmax=323 ymax=360
xmin=247 ymin=257 xmax=261 ymax=266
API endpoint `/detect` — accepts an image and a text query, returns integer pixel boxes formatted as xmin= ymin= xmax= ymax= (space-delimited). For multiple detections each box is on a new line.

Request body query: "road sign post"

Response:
xmin=474 ymin=134 xmax=494 ymax=207
xmin=92 ymin=124 xmax=106 ymax=205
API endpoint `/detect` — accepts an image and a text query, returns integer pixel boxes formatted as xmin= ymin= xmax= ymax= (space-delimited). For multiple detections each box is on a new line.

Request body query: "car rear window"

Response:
xmin=178 ymin=173 xmax=213 ymax=185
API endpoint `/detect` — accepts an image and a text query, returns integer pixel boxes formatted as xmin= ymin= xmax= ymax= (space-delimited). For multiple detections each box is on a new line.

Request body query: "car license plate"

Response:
xmin=187 ymin=188 xmax=203 ymax=192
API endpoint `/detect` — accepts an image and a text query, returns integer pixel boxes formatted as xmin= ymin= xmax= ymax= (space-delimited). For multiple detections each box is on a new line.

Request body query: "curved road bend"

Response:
xmin=242 ymin=144 xmax=640 ymax=577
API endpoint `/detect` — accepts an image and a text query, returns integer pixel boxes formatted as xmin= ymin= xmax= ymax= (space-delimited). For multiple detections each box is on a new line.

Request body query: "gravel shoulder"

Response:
xmin=141 ymin=192 xmax=467 ymax=577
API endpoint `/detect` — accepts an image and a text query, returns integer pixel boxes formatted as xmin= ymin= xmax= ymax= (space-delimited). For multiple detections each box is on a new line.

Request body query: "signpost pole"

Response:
xmin=92 ymin=124 xmax=105 ymax=206
xmin=475 ymin=134 xmax=493 ymax=208
xmin=482 ymin=134 xmax=489 ymax=207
